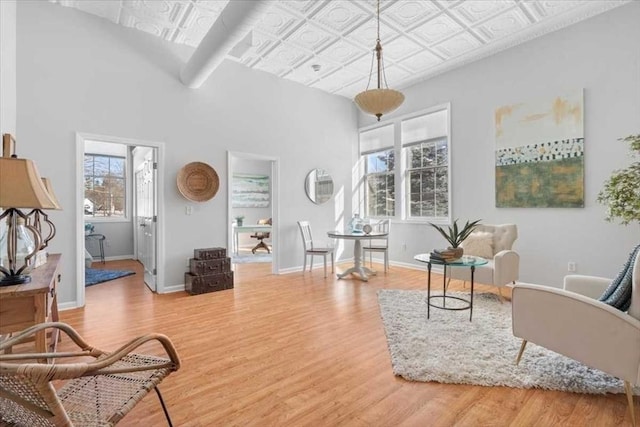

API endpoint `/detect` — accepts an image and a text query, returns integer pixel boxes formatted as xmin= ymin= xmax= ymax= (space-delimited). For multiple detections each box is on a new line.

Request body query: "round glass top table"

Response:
xmin=327 ymin=230 xmax=388 ymax=281
xmin=414 ymin=254 xmax=488 ymax=321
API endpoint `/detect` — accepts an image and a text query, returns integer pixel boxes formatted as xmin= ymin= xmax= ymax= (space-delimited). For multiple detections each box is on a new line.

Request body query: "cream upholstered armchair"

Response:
xmin=512 ymin=248 xmax=640 ymax=426
xmin=448 ymin=223 xmax=519 ymax=298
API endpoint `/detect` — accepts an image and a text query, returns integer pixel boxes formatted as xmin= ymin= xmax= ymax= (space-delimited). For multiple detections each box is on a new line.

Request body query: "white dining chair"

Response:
xmin=297 ymin=221 xmax=334 ymax=278
xmin=362 ymin=219 xmax=390 ymax=272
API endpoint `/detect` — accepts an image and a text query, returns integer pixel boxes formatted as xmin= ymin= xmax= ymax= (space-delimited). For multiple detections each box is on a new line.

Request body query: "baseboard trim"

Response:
xmin=161 ymin=284 xmax=186 ymax=294
xmin=58 ymin=301 xmax=81 ymax=311
xmin=390 ymin=260 xmax=445 ymax=273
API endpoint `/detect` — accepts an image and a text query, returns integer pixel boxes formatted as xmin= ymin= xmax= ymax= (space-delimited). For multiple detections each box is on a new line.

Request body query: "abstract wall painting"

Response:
xmin=495 ymin=90 xmax=584 ymax=208
xmin=232 ymin=173 xmax=270 ymax=208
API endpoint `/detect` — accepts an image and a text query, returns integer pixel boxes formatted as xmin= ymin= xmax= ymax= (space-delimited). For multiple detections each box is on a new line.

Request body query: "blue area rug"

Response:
xmin=85 ymin=268 xmax=135 ymax=286
xmin=232 ymin=253 xmax=272 ymax=264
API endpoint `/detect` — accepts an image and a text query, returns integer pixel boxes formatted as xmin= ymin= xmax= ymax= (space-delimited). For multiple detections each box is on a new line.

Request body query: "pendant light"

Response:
xmin=354 ymin=0 xmax=405 ymax=121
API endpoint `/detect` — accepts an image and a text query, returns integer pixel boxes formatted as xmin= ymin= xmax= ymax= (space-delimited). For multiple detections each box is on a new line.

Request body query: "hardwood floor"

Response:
xmin=58 ymin=259 xmax=637 ymax=426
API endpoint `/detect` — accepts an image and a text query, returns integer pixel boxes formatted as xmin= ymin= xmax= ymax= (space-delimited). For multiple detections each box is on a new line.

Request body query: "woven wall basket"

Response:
xmin=177 ymin=162 xmax=219 ymax=202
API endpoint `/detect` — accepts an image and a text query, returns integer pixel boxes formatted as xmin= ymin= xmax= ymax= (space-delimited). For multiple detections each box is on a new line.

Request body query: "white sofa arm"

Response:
xmin=512 ymin=284 xmax=640 ymax=385
xmin=563 ymin=274 xmax=610 ymax=299
xmin=493 ymin=250 xmax=519 ymax=286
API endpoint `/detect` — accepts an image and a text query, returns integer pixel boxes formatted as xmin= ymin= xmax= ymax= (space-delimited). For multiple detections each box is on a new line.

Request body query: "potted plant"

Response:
xmin=429 ymin=219 xmax=482 ymax=258
xmin=235 ymin=215 xmax=245 ymax=227
xmin=597 ymin=134 xmax=640 ymax=225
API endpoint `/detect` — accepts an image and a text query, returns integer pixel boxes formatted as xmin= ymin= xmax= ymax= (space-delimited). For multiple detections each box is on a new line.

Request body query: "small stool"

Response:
xmin=85 ymin=233 xmax=106 ymax=264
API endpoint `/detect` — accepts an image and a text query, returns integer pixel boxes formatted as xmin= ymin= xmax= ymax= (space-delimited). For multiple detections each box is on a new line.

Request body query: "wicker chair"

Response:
xmin=0 ymin=322 xmax=181 ymax=427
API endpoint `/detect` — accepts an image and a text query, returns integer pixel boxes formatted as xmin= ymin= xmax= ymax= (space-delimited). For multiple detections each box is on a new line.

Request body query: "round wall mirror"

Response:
xmin=305 ymin=169 xmax=334 ymax=205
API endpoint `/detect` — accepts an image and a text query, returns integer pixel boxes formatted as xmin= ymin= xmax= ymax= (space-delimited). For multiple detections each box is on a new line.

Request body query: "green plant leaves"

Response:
xmin=429 ymin=219 xmax=481 ymax=247
xmin=597 ymin=134 xmax=640 ymax=226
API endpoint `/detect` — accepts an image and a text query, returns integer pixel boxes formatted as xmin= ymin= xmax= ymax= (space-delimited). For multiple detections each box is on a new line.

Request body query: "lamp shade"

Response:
xmin=0 ymin=158 xmax=57 ymax=209
xmin=354 ymin=88 xmax=405 ymax=120
xmin=41 ymin=177 xmax=62 ymax=210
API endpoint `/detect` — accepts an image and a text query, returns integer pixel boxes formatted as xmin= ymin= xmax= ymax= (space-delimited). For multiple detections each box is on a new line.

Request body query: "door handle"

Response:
xmin=140 ymin=223 xmax=146 ymax=227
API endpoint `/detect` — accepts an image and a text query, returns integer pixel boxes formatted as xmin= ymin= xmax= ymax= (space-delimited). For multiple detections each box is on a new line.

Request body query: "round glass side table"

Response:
xmin=414 ymin=254 xmax=488 ymax=321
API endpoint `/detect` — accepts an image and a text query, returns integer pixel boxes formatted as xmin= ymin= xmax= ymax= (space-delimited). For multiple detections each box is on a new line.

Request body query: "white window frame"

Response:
xmin=358 ymin=103 xmax=451 ymax=225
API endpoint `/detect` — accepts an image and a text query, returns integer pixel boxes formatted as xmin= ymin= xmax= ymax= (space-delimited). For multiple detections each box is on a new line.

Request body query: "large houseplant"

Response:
xmin=597 ymin=134 xmax=640 ymax=225
xmin=429 ymin=219 xmax=481 ymax=257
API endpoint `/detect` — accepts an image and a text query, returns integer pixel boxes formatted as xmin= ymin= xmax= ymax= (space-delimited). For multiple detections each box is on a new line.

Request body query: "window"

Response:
xmin=365 ymin=149 xmax=395 ymax=217
xmin=84 ymin=154 xmax=126 ymax=218
xmin=402 ymin=109 xmax=449 ymax=220
xmin=360 ymin=124 xmax=395 ymax=217
xmin=358 ymin=104 xmax=450 ymax=222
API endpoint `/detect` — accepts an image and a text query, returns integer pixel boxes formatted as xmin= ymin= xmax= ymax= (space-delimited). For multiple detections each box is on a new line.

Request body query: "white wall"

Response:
xmin=359 ymin=2 xmax=640 ymax=287
xmin=17 ymin=1 xmax=357 ymax=305
xmin=0 ymin=0 xmax=16 ymax=139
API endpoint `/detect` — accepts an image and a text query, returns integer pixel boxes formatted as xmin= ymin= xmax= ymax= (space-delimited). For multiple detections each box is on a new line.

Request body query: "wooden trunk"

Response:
xmin=184 ymin=272 xmax=234 ymax=295
xmin=189 ymin=258 xmax=231 ymax=276
xmin=193 ymin=247 xmax=226 ymax=260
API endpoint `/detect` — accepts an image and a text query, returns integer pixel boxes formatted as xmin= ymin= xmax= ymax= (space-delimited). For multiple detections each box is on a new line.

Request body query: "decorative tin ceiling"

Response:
xmin=50 ymin=0 xmax=630 ymax=97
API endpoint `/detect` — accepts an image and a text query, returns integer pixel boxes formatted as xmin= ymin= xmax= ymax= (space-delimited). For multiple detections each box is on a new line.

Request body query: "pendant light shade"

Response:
xmin=354 ymin=0 xmax=404 ymax=121
xmin=354 ymin=88 xmax=405 ymax=121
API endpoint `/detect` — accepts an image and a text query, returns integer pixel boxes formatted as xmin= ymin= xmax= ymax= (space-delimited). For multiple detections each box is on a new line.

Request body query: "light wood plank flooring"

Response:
xmin=58 ymin=259 xmax=637 ymax=426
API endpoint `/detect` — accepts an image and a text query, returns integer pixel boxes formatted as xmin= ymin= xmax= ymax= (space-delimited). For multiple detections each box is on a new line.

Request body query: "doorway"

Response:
xmin=76 ymin=133 xmax=165 ymax=307
xmin=227 ymin=151 xmax=279 ymax=275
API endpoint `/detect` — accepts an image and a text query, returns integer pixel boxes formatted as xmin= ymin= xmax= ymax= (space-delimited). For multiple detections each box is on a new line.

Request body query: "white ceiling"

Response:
xmin=50 ymin=0 xmax=630 ymax=98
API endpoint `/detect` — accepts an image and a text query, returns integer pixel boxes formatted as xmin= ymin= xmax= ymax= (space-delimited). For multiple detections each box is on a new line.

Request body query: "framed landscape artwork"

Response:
xmin=232 ymin=173 xmax=270 ymax=208
xmin=495 ymin=90 xmax=584 ymax=208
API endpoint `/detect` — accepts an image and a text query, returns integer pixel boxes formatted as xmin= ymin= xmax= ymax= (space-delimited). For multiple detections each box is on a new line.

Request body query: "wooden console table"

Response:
xmin=0 ymin=253 xmax=61 ymax=355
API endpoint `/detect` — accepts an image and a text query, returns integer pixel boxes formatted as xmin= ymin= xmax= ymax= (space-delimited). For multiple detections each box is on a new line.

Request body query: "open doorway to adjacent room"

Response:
xmin=227 ymin=151 xmax=279 ymax=275
xmin=76 ymin=133 xmax=165 ymax=308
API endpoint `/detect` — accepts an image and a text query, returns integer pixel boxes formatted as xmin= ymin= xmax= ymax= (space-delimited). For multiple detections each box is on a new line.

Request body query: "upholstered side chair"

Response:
xmin=512 ymin=249 xmax=640 ymax=426
xmin=448 ymin=223 xmax=519 ymax=300
xmin=0 ymin=322 xmax=181 ymax=426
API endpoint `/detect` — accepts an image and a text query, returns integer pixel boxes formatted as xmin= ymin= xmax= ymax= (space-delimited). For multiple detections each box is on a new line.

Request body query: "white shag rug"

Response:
xmin=377 ymin=289 xmax=639 ymax=395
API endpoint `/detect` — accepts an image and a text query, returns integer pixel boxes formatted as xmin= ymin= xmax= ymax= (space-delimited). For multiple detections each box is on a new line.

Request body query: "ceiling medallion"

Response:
xmin=354 ymin=0 xmax=404 ymax=121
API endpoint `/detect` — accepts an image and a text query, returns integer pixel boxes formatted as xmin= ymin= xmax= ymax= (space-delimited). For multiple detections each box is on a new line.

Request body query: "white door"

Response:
xmin=135 ymin=149 xmax=157 ymax=291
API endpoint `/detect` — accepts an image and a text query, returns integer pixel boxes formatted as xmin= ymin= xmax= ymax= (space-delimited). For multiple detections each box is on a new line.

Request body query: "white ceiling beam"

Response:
xmin=180 ymin=0 xmax=272 ymax=89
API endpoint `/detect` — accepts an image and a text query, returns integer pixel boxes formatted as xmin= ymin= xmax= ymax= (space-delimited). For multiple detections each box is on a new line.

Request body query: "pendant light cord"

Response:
xmin=362 ymin=0 xmax=388 ymax=92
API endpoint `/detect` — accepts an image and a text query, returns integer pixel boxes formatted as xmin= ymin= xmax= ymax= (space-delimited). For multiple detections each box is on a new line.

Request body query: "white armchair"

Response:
xmin=512 ymin=249 xmax=640 ymax=426
xmin=448 ymin=223 xmax=519 ymax=298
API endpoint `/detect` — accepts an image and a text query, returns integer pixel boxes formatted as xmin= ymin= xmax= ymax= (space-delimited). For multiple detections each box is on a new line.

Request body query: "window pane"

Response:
xmin=84 ymin=156 xmax=94 ymax=177
xmin=422 ymin=195 xmax=435 ymax=217
xmin=410 ymin=200 xmax=420 ymax=216
xmin=386 ymin=150 xmax=395 ymax=171
xmin=410 ymin=147 xmax=421 ymax=169
xmin=367 ymin=149 xmax=394 ymax=173
xmin=109 ymin=157 xmax=125 ymax=178
xmin=386 ymin=174 xmax=395 ymax=216
xmin=422 ymin=143 xmax=435 ymax=168
xmin=436 ymin=139 xmax=448 ymax=166
xmin=409 ymin=171 xmax=421 ymax=193
xmin=94 ymin=157 xmax=110 ymax=177
xmin=366 ymin=173 xmax=394 ymax=217
xmin=421 ymin=170 xmax=435 ymax=191
xmin=435 ymin=167 xmax=448 ymax=192
xmin=436 ymin=191 xmax=448 ymax=217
